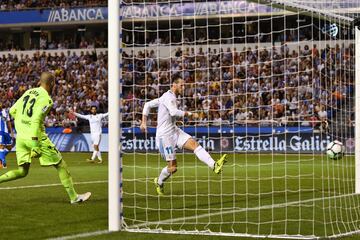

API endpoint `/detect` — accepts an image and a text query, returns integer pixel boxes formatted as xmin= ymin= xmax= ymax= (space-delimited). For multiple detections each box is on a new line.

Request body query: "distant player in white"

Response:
xmin=140 ymin=77 xmax=227 ymax=195
xmin=71 ymin=106 xmax=108 ymax=163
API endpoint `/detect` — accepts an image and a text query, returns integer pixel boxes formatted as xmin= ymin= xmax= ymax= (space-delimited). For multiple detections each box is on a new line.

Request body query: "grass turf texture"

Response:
xmin=2 ymin=152 xmax=360 ymax=239
xmin=83 ymin=231 xmax=360 ymax=240
xmin=0 ymin=152 xmax=107 ymax=240
xmin=122 ymin=153 xmax=360 ymax=238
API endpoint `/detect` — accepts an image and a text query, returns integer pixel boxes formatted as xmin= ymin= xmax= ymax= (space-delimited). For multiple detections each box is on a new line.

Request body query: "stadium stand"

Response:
xmin=0 ymin=50 xmax=108 ymax=127
xmin=122 ymin=43 xmax=354 ymax=129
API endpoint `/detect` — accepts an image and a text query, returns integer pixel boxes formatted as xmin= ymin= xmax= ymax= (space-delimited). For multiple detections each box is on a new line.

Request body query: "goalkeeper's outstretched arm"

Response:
xmin=140 ymin=98 xmax=159 ymax=133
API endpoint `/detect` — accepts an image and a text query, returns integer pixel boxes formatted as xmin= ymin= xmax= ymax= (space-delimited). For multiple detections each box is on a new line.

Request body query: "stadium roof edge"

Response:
xmin=246 ymin=0 xmax=354 ymax=25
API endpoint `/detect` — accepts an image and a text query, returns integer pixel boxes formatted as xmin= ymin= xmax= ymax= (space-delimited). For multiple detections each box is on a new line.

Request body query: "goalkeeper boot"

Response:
xmin=71 ymin=192 xmax=92 ymax=204
xmin=154 ymin=177 xmax=164 ymax=196
xmin=214 ymin=154 xmax=228 ymax=174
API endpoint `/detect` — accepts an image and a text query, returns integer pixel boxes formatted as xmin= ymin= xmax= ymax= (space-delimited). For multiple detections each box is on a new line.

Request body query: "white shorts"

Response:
xmin=91 ymin=133 xmax=101 ymax=146
xmin=156 ymin=129 xmax=192 ymax=161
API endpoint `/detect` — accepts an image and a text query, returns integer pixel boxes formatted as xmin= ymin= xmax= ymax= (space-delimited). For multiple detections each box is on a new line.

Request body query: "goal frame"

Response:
xmin=108 ymin=0 xmax=360 ymax=237
xmin=108 ymin=0 xmax=122 ymax=232
xmin=355 ymin=24 xmax=360 ymax=194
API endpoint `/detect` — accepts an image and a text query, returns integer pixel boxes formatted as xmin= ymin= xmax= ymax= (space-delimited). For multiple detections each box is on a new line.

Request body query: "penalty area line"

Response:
xmin=0 ymin=180 xmax=107 ymax=190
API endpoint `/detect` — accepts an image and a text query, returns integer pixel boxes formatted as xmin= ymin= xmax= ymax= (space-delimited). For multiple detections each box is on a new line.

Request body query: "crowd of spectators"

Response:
xmin=0 ymin=50 xmax=108 ymax=128
xmin=122 ymin=42 xmax=354 ymax=128
xmin=0 ymin=34 xmax=107 ymax=52
xmin=38 ymin=34 xmax=107 ymax=51
xmin=0 ymin=0 xmax=107 ymax=11
xmin=0 ymin=36 xmax=354 ymax=130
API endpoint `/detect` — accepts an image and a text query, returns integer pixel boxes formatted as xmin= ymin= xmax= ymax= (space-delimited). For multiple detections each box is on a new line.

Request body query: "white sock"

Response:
xmin=194 ymin=146 xmax=215 ymax=169
xmin=158 ymin=166 xmax=171 ymax=186
xmin=97 ymin=151 xmax=102 ymax=160
xmin=91 ymin=151 xmax=98 ymax=160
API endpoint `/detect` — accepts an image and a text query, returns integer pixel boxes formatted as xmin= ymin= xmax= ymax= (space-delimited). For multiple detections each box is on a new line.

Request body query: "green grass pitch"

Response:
xmin=2 ymin=152 xmax=360 ymax=239
xmin=121 ymin=153 xmax=360 ymax=239
xmin=0 ymin=152 xmax=108 ymax=240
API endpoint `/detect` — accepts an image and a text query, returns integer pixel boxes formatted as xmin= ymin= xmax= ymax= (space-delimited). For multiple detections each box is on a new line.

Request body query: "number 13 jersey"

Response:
xmin=9 ymin=87 xmax=53 ymax=140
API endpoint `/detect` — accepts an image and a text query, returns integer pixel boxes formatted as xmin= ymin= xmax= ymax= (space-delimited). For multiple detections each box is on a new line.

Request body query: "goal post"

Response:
xmin=355 ymin=23 xmax=360 ymax=194
xmin=108 ymin=0 xmax=122 ymax=232
xmin=109 ymin=0 xmax=360 ymax=238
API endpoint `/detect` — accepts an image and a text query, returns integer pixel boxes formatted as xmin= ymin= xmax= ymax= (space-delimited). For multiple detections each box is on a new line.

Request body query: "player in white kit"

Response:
xmin=71 ymin=106 xmax=108 ymax=163
xmin=140 ymin=78 xmax=227 ymax=195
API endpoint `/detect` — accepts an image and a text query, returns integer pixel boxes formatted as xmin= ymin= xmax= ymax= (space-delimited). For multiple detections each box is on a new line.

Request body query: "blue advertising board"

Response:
xmin=40 ymin=127 xmax=355 ymax=154
xmin=0 ymin=1 xmax=276 ymax=25
xmin=0 ymin=7 xmax=107 ymax=24
xmin=122 ymin=1 xmax=279 ymax=19
xmin=43 ymin=131 xmax=354 ymax=154
xmin=0 ymin=1 xmax=358 ymax=24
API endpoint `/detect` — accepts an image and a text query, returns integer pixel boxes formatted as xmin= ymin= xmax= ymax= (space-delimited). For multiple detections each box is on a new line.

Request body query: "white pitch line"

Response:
xmin=0 ymin=180 xmax=107 ymax=190
xmin=131 ymin=193 xmax=359 ymax=228
xmin=125 ymin=229 xmax=318 ymax=240
xmin=47 ymin=230 xmax=109 ymax=240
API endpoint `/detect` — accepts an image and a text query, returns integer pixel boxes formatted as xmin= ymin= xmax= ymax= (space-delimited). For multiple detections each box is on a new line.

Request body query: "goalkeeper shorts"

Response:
xmin=16 ymin=137 xmax=62 ymax=166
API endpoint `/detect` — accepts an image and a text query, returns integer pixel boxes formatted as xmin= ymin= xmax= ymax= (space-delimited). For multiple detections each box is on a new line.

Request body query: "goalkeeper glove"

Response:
xmin=30 ymin=137 xmax=41 ymax=159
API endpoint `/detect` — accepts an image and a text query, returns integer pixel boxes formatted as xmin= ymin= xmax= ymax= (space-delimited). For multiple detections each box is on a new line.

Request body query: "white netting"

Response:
xmin=119 ymin=0 xmax=360 ymax=238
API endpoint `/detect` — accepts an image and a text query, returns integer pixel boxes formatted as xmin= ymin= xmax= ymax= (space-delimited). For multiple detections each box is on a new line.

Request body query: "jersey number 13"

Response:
xmin=22 ymin=95 xmax=36 ymax=117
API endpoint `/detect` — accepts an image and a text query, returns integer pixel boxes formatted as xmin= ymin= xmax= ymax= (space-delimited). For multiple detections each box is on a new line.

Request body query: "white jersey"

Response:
xmin=74 ymin=112 xmax=108 ymax=135
xmin=0 ymin=108 xmax=10 ymax=133
xmin=142 ymin=90 xmax=185 ymax=137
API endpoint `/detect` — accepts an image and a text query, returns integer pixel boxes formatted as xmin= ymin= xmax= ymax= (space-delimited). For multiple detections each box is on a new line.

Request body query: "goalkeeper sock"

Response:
xmin=97 ymin=151 xmax=102 ymax=161
xmin=158 ymin=166 xmax=171 ymax=186
xmin=91 ymin=151 xmax=98 ymax=160
xmin=194 ymin=146 xmax=216 ymax=169
xmin=0 ymin=166 xmax=29 ymax=183
xmin=55 ymin=160 xmax=78 ymax=201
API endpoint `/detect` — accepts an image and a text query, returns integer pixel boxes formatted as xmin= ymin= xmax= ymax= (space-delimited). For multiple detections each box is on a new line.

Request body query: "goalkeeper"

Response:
xmin=0 ymin=72 xmax=91 ymax=204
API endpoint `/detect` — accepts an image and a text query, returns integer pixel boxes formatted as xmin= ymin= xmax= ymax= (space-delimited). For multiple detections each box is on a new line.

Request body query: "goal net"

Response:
xmin=110 ymin=0 xmax=360 ymax=238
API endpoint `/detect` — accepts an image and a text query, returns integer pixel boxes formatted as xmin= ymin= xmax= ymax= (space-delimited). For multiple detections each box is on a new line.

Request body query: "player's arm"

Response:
xmin=29 ymin=97 xmax=52 ymax=158
xmin=6 ymin=111 xmax=14 ymax=139
xmin=7 ymin=119 xmax=15 ymax=147
xmin=73 ymin=112 xmax=90 ymax=120
xmin=140 ymin=98 xmax=159 ymax=133
xmin=9 ymin=96 xmax=23 ymax=119
xmin=163 ymin=98 xmax=195 ymax=118
xmin=100 ymin=112 xmax=109 ymax=118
